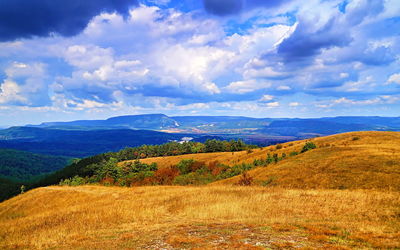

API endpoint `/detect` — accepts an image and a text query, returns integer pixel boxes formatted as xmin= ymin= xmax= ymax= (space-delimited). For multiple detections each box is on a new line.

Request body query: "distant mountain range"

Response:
xmin=1 ymin=114 xmax=399 ymax=158
xmin=29 ymin=114 xmax=400 ymax=135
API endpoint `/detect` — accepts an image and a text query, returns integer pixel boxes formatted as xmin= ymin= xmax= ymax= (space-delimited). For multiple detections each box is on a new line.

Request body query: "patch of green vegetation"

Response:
xmin=0 ymin=149 xmax=70 ymax=181
xmin=301 ymin=142 xmax=317 ymax=153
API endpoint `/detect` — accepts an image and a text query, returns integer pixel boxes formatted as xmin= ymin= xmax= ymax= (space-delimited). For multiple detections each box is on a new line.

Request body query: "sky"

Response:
xmin=0 ymin=0 xmax=399 ymax=126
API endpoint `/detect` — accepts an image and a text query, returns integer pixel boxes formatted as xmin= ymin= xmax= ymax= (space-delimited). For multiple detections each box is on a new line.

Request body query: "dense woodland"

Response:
xmin=0 ymin=149 xmax=70 ymax=181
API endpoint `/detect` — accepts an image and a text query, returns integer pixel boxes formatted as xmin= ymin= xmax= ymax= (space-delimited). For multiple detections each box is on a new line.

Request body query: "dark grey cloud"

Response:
xmin=277 ymin=17 xmax=352 ymax=62
xmin=203 ymin=0 xmax=287 ymax=16
xmin=0 ymin=0 xmax=138 ymax=41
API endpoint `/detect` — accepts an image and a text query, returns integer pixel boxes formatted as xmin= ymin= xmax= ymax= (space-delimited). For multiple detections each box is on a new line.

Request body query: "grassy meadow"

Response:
xmin=1 ymin=185 xmax=399 ymax=249
xmin=1 ymin=131 xmax=400 ymax=249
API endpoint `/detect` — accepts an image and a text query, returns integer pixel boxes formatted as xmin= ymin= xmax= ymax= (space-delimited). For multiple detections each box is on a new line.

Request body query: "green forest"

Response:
xmin=0 ymin=149 xmax=70 ymax=181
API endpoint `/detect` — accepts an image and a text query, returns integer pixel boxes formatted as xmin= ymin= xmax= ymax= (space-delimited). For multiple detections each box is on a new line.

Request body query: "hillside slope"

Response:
xmin=124 ymin=131 xmax=400 ymax=190
xmin=1 ymin=185 xmax=399 ymax=249
xmin=215 ymin=131 xmax=400 ymax=190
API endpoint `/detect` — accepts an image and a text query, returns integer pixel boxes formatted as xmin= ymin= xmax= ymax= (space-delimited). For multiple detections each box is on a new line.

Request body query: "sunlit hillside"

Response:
xmin=1 ymin=185 xmax=399 ymax=249
xmin=123 ymin=131 xmax=400 ymax=190
xmin=1 ymin=131 xmax=400 ymax=249
xmin=214 ymin=131 xmax=400 ymax=190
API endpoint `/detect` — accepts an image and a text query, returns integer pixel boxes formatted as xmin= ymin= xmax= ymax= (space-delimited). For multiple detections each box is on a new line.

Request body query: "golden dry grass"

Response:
xmin=1 ymin=185 xmax=399 ymax=249
xmin=215 ymin=131 xmax=400 ymax=190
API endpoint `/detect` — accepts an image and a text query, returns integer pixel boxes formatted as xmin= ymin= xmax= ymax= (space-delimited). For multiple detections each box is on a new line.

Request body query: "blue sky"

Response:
xmin=0 ymin=0 xmax=399 ymax=126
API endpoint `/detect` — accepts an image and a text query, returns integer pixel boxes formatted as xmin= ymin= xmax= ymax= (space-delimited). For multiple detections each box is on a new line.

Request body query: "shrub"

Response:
xmin=253 ymin=158 xmax=266 ymax=167
xmin=289 ymin=151 xmax=299 ymax=157
xmin=177 ymin=159 xmax=195 ymax=175
xmin=276 ymin=144 xmax=283 ymax=150
xmin=59 ymin=175 xmax=86 ymax=186
xmin=261 ymin=177 xmax=275 ymax=186
xmin=301 ymin=142 xmax=317 ymax=153
xmin=273 ymin=153 xmax=279 ymax=163
xmin=266 ymin=153 xmax=273 ymax=164
xmin=154 ymin=166 xmax=180 ymax=185
xmin=236 ymin=172 xmax=253 ymax=186
xmin=352 ymin=136 xmax=360 ymax=141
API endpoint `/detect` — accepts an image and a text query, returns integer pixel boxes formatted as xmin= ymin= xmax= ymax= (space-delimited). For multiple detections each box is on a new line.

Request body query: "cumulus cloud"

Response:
xmin=0 ymin=0 xmax=138 ymax=41
xmin=0 ymin=62 xmax=50 ymax=106
xmin=0 ymin=0 xmax=399 ymax=122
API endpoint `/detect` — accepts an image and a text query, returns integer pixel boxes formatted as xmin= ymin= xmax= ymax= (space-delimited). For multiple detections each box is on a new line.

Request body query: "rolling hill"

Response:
xmin=122 ymin=131 xmax=400 ymax=190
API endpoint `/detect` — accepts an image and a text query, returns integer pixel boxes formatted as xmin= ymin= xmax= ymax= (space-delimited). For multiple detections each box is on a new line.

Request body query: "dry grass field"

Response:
xmin=1 ymin=185 xmax=399 ymax=249
xmin=215 ymin=132 xmax=400 ymax=190
xmin=1 ymin=131 xmax=400 ymax=249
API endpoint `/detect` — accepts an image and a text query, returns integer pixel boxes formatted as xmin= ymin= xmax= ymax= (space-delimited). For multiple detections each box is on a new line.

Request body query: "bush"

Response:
xmin=253 ymin=158 xmax=266 ymax=167
xmin=154 ymin=166 xmax=179 ymax=185
xmin=273 ymin=153 xmax=279 ymax=163
xmin=352 ymin=136 xmax=360 ymax=141
xmin=236 ymin=172 xmax=253 ymax=186
xmin=289 ymin=151 xmax=299 ymax=157
xmin=59 ymin=175 xmax=86 ymax=186
xmin=276 ymin=144 xmax=283 ymax=150
xmin=301 ymin=142 xmax=317 ymax=153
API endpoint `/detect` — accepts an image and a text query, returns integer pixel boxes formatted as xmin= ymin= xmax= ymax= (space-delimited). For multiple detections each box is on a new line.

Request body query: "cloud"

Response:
xmin=0 ymin=0 xmax=138 ymax=41
xmin=224 ymin=80 xmax=271 ymax=94
xmin=277 ymin=16 xmax=352 ymax=63
xmin=0 ymin=0 xmax=399 ymax=123
xmin=0 ymin=62 xmax=50 ymax=106
xmin=266 ymin=101 xmax=279 ymax=108
xmin=202 ymin=0 xmax=288 ymax=16
xmin=388 ymin=73 xmax=400 ymax=84
xmin=0 ymin=80 xmax=26 ymax=105
xmin=259 ymin=94 xmax=274 ymax=102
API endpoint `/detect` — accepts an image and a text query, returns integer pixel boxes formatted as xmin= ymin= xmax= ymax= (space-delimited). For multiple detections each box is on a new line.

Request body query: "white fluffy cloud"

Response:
xmin=0 ymin=62 xmax=50 ymax=106
xmin=0 ymin=0 xmax=399 ymax=122
xmin=388 ymin=73 xmax=400 ymax=84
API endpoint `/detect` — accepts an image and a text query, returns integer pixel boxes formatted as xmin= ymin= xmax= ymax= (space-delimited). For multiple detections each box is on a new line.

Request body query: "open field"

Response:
xmin=1 ymin=185 xmax=399 ymax=249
